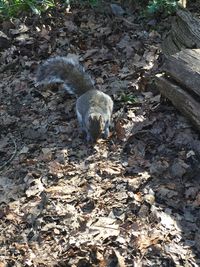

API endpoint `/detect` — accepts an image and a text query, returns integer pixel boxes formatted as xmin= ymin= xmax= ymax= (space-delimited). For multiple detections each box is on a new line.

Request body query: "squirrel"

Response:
xmin=36 ymin=56 xmax=113 ymax=142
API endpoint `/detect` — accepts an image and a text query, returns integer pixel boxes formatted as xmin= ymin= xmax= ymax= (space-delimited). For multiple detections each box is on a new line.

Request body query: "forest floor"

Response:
xmin=0 ymin=1 xmax=200 ymax=267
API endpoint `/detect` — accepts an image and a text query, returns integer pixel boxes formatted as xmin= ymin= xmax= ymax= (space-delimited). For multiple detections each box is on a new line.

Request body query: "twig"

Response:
xmin=0 ymin=134 xmax=17 ymax=172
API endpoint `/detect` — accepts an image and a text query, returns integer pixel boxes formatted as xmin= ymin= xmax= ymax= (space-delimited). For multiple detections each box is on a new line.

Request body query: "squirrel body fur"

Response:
xmin=36 ymin=56 xmax=113 ymax=142
xmin=76 ymin=89 xmax=113 ymax=141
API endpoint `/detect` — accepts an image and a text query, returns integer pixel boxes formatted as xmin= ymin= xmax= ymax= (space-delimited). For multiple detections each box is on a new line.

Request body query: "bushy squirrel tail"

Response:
xmin=36 ymin=56 xmax=94 ymax=96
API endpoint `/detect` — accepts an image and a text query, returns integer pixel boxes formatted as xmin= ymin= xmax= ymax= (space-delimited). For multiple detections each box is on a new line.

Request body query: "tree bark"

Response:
xmin=162 ymin=9 xmax=200 ymax=55
xmin=155 ymin=49 xmax=200 ymax=131
xmin=155 ymin=75 xmax=200 ymax=131
xmin=161 ymin=49 xmax=200 ymax=98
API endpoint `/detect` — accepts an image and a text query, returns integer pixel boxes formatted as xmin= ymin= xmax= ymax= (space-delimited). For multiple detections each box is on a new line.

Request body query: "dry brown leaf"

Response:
xmin=45 ymin=184 xmax=77 ymax=196
xmin=88 ymin=217 xmax=120 ymax=240
xmin=48 ymin=161 xmax=64 ymax=177
xmin=137 ymin=233 xmax=161 ymax=252
xmin=39 ymin=27 xmax=50 ymax=40
xmin=40 ymin=148 xmax=53 ymax=161
xmin=96 ymin=250 xmax=107 ymax=267
xmin=115 ymin=120 xmax=126 ymax=140
xmin=102 ymin=166 xmax=122 ymax=175
xmin=114 ymin=249 xmax=126 ymax=267
xmin=133 ymin=192 xmax=143 ymax=202
xmin=6 ymin=212 xmax=22 ymax=223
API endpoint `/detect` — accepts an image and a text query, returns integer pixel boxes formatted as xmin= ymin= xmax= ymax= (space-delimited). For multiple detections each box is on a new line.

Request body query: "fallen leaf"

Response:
xmin=115 ymin=120 xmax=126 ymax=140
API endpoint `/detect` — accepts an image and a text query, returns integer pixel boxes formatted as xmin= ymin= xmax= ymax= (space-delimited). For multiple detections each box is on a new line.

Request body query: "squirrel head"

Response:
xmin=87 ymin=114 xmax=105 ymax=142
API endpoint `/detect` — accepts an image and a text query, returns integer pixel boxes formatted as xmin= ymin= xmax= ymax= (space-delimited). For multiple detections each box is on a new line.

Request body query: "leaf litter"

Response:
xmin=0 ymin=2 xmax=200 ymax=267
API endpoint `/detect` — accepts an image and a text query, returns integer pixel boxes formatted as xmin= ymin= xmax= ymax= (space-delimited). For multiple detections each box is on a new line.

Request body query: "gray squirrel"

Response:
xmin=36 ymin=56 xmax=113 ymax=142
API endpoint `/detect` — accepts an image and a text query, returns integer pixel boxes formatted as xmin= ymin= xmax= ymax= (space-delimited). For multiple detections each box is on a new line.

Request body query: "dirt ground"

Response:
xmin=0 ymin=2 xmax=200 ymax=266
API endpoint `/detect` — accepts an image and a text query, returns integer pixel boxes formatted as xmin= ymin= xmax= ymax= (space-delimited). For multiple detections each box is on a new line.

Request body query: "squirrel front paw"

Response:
xmin=104 ymin=127 xmax=110 ymax=139
xmin=86 ymin=133 xmax=91 ymax=142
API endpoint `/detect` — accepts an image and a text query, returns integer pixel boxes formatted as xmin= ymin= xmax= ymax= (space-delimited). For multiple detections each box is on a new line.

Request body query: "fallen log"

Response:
xmin=155 ymin=75 xmax=200 ymax=131
xmin=155 ymin=49 xmax=200 ymax=131
xmin=162 ymin=9 xmax=200 ymax=55
xmin=161 ymin=49 xmax=200 ymax=98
